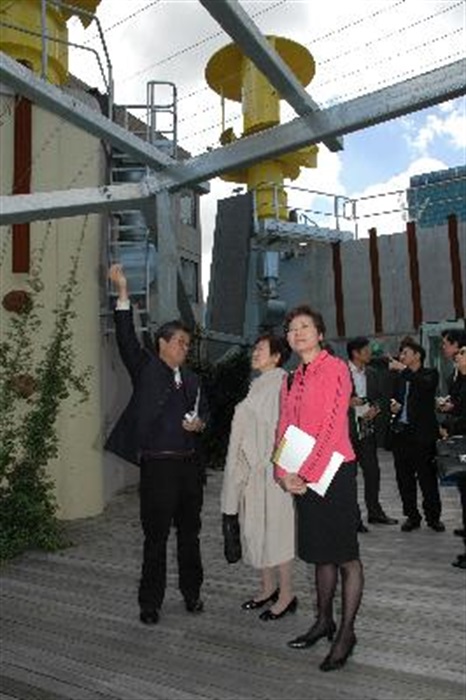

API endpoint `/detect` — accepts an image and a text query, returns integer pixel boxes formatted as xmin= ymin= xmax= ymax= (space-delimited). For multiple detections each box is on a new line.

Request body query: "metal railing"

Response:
xmin=0 ymin=0 xmax=114 ymax=115
xmin=250 ymin=176 xmax=466 ymax=240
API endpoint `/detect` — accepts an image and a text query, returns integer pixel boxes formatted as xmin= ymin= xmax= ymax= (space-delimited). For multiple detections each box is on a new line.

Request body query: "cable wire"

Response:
xmin=82 ymin=0 xmax=164 ymax=45
xmin=119 ymin=0 xmax=287 ymax=84
xmin=316 ymin=0 xmax=464 ymax=68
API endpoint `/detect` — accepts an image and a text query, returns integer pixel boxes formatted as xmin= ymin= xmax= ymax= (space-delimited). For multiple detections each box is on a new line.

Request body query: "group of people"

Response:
xmin=105 ymin=263 xmax=466 ymax=675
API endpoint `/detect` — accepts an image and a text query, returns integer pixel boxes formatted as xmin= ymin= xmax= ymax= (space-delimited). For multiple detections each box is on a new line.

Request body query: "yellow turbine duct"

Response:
xmin=0 ymin=0 xmax=102 ymax=85
xmin=205 ymin=36 xmax=319 ymax=220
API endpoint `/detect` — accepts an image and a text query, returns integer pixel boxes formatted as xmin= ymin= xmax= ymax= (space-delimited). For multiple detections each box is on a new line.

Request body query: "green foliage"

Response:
xmin=0 ymin=221 xmax=91 ymax=563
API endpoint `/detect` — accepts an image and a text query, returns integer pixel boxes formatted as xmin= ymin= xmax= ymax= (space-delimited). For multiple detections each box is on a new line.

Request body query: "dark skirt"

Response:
xmin=296 ymin=461 xmax=360 ymax=564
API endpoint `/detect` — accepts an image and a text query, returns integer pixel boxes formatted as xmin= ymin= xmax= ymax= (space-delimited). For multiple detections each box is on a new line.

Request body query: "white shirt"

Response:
xmin=349 ymin=361 xmax=367 ymax=398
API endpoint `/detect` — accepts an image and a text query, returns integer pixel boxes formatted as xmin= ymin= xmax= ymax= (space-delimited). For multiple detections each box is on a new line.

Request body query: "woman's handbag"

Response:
xmin=436 ymin=435 xmax=466 ymax=480
xmin=222 ymin=513 xmax=242 ymax=564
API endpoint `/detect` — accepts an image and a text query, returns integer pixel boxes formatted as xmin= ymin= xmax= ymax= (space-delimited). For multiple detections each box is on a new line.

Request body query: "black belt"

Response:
xmin=141 ymin=450 xmax=195 ymax=460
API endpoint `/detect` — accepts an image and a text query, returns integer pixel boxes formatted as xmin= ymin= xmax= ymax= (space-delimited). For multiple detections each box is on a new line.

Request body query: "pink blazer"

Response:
xmin=275 ymin=350 xmax=355 ymax=483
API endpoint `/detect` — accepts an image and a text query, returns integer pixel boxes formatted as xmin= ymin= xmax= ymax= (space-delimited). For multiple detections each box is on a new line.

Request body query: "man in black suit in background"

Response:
xmin=347 ymin=337 xmax=398 ymax=531
xmin=106 ymin=264 xmax=208 ymax=625
xmin=389 ymin=339 xmax=444 ymax=533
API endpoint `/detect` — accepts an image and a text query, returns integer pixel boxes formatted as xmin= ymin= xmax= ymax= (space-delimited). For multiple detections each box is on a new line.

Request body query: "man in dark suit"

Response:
xmin=347 ymin=337 xmax=398 ymax=531
xmin=389 ymin=339 xmax=444 ymax=532
xmin=439 ymin=328 xmax=466 ymax=542
xmin=106 ymin=264 xmax=208 ymax=625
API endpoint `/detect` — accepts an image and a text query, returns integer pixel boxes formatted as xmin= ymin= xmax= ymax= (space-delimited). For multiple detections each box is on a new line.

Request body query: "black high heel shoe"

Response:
xmin=287 ymin=620 xmax=336 ymax=649
xmin=319 ymin=635 xmax=357 ymax=672
xmin=241 ymin=587 xmax=279 ymax=610
xmin=259 ymin=596 xmax=298 ymax=621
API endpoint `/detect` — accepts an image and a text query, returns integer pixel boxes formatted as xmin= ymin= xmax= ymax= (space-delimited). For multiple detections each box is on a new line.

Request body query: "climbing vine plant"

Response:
xmin=0 ymin=220 xmax=92 ymax=562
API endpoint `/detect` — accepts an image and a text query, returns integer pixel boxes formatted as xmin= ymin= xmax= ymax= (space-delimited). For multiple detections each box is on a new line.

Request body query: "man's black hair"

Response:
xmin=153 ymin=319 xmax=192 ymax=354
xmin=399 ymin=338 xmax=426 ymax=364
xmin=346 ymin=336 xmax=370 ymax=360
xmin=441 ymin=328 xmax=466 ymax=347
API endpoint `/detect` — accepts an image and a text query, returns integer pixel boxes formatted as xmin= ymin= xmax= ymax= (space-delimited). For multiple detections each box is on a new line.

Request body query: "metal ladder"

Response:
xmin=104 ymin=82 xmax=178 ymax=332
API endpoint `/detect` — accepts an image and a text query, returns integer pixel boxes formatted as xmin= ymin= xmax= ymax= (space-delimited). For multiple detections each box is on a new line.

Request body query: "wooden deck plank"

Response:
xmin=1 ymin=452 xmax=465 ymax=700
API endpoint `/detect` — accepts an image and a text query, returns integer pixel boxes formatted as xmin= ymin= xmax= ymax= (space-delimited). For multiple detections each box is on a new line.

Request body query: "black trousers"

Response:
xmin=392 ymin=432 xmax=441 ymax=524
xmin=138 ymin=456 xmax=204 ymax=612
xmin=457 ymin=476 xmax=466 ymax=543
xmin=353 ymin=434 xmax=384 ymax=519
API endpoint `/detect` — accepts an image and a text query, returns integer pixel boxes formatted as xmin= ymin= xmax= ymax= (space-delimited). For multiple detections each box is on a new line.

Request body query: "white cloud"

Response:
xmin=349 ymin=156 xmax=449 ymax=237
xmin=66 ymin=0 xmax=465 ymax=297
xmin=410 ymin=102 xmax=466 ymax=155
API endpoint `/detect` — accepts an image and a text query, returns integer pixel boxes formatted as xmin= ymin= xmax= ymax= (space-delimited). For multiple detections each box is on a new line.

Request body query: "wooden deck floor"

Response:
xmin=1 ymin=450 xmax=465 ymax=700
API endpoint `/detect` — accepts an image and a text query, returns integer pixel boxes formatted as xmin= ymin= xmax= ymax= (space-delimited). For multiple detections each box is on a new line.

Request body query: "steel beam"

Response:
xmin=199 ymin=0 xmax=343 ymax=152
xmin=155 ymin=191 xmax=179 ymax=321
xmin=1 ymin=59 xmax=464 ymax=224
xmin=0 ymin=51 xmax=176 ymax=173
xmin=163 ymin=58 xmax=466 ymax=190
xmin=0 ymin=182 xmax=153 ymax=225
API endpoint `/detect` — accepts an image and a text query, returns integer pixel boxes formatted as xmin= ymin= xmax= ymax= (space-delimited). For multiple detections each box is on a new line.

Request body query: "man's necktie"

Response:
xmin=174 ymin=367 xmax=182 ymax=388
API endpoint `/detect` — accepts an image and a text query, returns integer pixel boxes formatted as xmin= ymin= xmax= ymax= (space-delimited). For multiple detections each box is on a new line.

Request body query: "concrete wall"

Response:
xmin=279 ymin=221 xmax=466 ymax=345
xmin=0 ymin=88 xmax=105 ymax=520
xmin=206 ymin=190 xmax=465 ymax=361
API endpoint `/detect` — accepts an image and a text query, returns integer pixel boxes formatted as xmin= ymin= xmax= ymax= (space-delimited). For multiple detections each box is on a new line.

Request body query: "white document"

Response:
xmin=308 ymin=450 xmax=345 ymax=497
xmin=274 ymin=425 xmax=316 ymax=472
xmin=274 ymin=425 xmax=344 ymax=497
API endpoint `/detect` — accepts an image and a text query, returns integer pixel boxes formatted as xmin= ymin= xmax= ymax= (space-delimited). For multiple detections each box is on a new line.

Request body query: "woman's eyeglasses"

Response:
xmin=286 ymin=323 xmax=313 ymax=334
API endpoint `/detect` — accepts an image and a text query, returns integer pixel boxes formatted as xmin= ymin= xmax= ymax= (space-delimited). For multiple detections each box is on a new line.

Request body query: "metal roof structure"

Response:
xmin=0 ymin=0 xmax=465 ymax=226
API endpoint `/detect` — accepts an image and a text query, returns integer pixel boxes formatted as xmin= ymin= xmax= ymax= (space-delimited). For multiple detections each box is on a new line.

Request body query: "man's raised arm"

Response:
xmin=108 ymin=264 xmax=145 ymax=380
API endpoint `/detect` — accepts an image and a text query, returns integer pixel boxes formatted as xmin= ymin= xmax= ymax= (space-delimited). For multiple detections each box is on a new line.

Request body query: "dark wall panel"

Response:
xmin=207 ymin=194 xmax=252 ymax=336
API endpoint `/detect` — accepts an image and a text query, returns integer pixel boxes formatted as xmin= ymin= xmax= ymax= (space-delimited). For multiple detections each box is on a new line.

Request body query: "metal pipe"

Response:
xmin=41 ymin=0 xmax=48 ymax=80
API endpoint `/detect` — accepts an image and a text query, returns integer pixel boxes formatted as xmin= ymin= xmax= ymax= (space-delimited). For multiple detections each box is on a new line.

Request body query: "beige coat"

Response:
xmin=221 ymin=368 xmax=295 ymax=568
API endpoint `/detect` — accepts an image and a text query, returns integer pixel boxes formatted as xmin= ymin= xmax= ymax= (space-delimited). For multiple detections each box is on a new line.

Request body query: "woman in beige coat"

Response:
xmin=221 ymin=333 xmax=297 ymax=620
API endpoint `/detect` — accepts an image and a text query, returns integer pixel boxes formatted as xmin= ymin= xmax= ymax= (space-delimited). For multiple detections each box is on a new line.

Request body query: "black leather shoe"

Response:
xmin=319 ymin=635 xmax=357 ymax=672
xmin=368 ymin=514 xmax=398 ymax=525
xmin=185 ymin=598 xmax=204 ymax=613
xmin=259 ymin=596 xmax=298 ymax=621
xmin=453 ymin=528 xmax=465 ymax=537
xmin=287 ymin=621 xmax=336 ymax=649
xmin=139 ymin=609 xmax=159 ymax=625
xmin=401 ymin=518 xmax=421 ymax=532
xmin=241 ymin=587 xmax=279 ymax=610
xmin=357 ymin=522 xmax=369 ymax=533
xmin=452 ymin=554 xmax=466 ymax=569
xmin=428 ymin=521 xmax=446 ymax=532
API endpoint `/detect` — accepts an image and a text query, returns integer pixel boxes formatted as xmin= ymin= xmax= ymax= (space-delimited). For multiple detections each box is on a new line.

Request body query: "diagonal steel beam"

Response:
xmin=0 ymin=51 xmax=177 ymax=174
xmin=1 ymin=59 xmax=464 ymax=224
xmin=0 ymin=182 xmax=153 ymax=225
xmin=198 ymin=0 xmax=343 ymax=152
xmin=163 ymin=58 xmax=466 ymax=190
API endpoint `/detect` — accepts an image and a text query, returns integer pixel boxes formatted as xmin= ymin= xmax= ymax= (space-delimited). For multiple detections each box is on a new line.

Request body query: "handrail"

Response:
xmin=48 ymin=0 xmax=113 ymax=115
xmin=0 ymin=19 xmax=109 ymax=92
xmin=0 ymin=0 xmax=113 ymax=116
xmin=250 ymin=175 xmax=465 ymax=240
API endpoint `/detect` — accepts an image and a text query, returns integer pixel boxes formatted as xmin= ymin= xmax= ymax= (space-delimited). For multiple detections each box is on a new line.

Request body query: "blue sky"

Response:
xmin=337 ymin=97 xmax=465 ymax=198
xmin=68 ymin=0 xmax=466 ymax=293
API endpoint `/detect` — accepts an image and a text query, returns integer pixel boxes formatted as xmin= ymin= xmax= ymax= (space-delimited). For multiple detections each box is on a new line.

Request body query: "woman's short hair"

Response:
xmin=254 ymin=332 xmax=291 ymax=367
xmin=283 ymin=304 xmax=326 ymax=337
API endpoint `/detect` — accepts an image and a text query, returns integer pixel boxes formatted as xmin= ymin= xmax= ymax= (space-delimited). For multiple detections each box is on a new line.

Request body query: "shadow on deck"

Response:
xmin=1 ymin=450 xmax=465 ymax=700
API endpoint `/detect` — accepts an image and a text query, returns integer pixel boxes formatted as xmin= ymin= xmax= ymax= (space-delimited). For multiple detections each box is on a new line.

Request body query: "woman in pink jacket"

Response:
xmin=275 ymin=305 xmax=364 ymax=672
